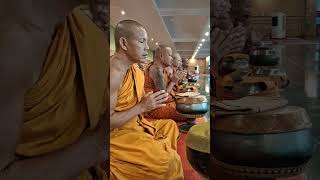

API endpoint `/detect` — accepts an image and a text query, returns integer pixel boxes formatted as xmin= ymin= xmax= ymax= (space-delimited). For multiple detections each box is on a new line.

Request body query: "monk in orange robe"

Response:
xmin=110 ymin=20 xmax=183 ymax=180
xmin=165 ymin=52 xmax=185 ymax=93
xmin=144 ymin=46 xmax=187 ymax=121
xmin=165 ymin=52 xmax=183 ymax=79
xmin=1 ymin=2 xmax=108 ymax=179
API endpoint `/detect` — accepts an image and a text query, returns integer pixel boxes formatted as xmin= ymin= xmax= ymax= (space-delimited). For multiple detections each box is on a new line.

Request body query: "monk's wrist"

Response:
xmin=136 ymin=103 xmax=146 ymax=114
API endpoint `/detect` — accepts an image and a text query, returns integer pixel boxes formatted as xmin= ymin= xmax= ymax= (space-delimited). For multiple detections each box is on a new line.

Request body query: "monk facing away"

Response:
xmin=0 ymin=1 xmax=108 ymax=180
xmin=144 ymin=46 xmax=187 ymax=121
xmin=110 ymin=20 xmax=183 ymax=180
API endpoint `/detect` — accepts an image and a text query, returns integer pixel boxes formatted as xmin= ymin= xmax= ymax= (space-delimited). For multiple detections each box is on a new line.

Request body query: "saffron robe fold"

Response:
xmin=110 ymin=64 xmax=183 ymax=180
xmin=144 ymin=64 xmax=187 ymax=121
xmin=17 ymin=6 xmax=108 ymax=180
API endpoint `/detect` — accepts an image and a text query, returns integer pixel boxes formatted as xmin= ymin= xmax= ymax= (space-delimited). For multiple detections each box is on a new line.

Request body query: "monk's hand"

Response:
xmin=227 ymin=24 xmax=247 ymax=52
xmin=171 ymin=70 xmax=186 ymax=83
xmin=140 ymin=90 xmax=169 ymax=112
xmin=212 ymin=26 xmax=247 ymax=63
xmin=212 ymin=27 xmax=226 ymax=64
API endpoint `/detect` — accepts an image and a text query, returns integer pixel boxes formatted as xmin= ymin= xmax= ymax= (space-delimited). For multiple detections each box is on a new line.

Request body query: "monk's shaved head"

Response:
xmin=172 ymin=52 xmax=182 ymax=68
xmin=155 ymin=45 xmax=171 ymax=60
xmin=114 ymin=20 xmax=146 ymax=50
xmin=155 ymin=45 xmax=172 ymax=67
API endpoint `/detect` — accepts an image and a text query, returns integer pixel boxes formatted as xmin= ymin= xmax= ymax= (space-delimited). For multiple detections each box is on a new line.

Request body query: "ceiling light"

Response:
xmin=200 ymin=43 xmax=203 ymax=46
xmin=121 ymin=10 xmax=126 ymax=15
xmin=201 ymin=39 xmax=205 ymax=42
xmin=151 ymin=38 xmax=154 ymax=41
xmin=205 ymin=32 xmax=209 ymax=36
xmin=156 ymin=42 xmax=159 ymax=46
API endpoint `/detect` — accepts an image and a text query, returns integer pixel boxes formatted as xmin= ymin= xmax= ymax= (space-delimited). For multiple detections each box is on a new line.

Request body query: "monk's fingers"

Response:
xmin=219 ymin=39 xmax=234 ymax=51
xmin=229 ymin=45 xmax=245 ymax=53
xmin=214 ymin=31 xmax=227 ymax=46
xmin=154 ymin=92 xmax=169 ymax=101
xmin=155 ymin=96 xmax=169 ymax=104
xmin=145 ymin=91 xmax=153 ymax=97
xmin=155 ymin=104 xmax=166 ymax=108
xmin=220 ymin=37 xmax=245 ymax=51
xmin=179 ymin=73 xmax=186 ymax=79
xmin=176 ymin=71 xmax=184 ymax=77
xmin=151 ymin=90 xmax=166 ymax=98
xmin=181 ymin=72 xmax=187 ymax=78
xmin=231 ymin=25 xmax=245 ymax=34
xmin=230 ymin=40 xmax=246 ymax=49
xmin=231 ymin=35 xmax=246 ymax=42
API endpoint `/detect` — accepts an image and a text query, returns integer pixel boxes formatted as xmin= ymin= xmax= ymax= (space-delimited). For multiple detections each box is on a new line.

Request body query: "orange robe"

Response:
xmin=110 ymin=64 xmax=183 ymax=180
xmin=144 ymin=64 xmax=187 ymax=121
xmin=16 ymin=6 xmax=108 ymax=180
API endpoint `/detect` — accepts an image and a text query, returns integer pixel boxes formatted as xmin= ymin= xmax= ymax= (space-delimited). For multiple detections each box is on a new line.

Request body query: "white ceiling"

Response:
xmin=110 ymin=0 xmax=210 ymax=59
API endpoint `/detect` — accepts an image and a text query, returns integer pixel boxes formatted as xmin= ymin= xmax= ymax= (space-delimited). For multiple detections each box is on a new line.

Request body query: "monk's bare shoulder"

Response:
xmin=110 ymin=56 xmax=128 ymax=111
xmin=110 ymin=57 xmax=125 ymax=91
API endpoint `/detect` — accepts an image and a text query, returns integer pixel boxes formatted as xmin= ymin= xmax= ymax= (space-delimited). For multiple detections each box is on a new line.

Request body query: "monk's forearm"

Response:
xmin=166 ymin=81 xmax=176 ymax=94
xmin=110 ymin=104 xmax=144 ymax=128
xmin=0 ymin=136 xmax=101 ymax=180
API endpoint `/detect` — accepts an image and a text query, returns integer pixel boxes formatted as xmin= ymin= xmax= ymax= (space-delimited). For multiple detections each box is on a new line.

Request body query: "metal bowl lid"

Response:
xmin=213 ymin=106 xmax=312 ymax=134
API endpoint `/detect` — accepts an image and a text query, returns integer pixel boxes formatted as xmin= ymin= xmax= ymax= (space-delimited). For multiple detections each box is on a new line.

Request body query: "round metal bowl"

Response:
xmin=219 ymin=58 xmax=249 ymax=76
xmin=212 ymin=129 xmax=314 ymax=169
xmin=219 ymin=57 xmax=235 ymax=76
xmin=186 ymin=147 xmax=209 ymax=178
xmin=188 ymin=78 xmax=198 ymax=83
xmin=211 ymin=106 xmax=314 ymax=178
xmin=176 ymin=102 xmax=208 ymax=114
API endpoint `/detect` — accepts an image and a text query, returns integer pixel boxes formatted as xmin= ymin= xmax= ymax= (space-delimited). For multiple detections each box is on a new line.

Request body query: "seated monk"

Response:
xmin=182 ymin=57 xmax=189 ymax=72
xmin=167 ymin=52 xmax=184 ymax=77
xmin=181 ymin=57 xmax=190 ymax=74
xmin=165 ymin=52 xmax=184 ymax=92
xmin=144 ymin=45 xmax=187 ymax=121
xmin=212 ymin=0 xmax=247 ymax=99
xmin=110 ymin=20 xmax=183 ymax=180
xmin=1 ymin=1 xmax=108 ymax=179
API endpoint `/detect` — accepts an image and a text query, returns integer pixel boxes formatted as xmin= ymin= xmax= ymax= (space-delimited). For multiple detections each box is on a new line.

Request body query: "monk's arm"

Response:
xmin=0 ymin=23 xmax=103 ymax=180
xmin=150 ymin=67 xmax=167 ymax=91
xmin=110 ymin=68 xmax=145 ymax=128
xmin=166 ymin=81 xmax=177 ymax=94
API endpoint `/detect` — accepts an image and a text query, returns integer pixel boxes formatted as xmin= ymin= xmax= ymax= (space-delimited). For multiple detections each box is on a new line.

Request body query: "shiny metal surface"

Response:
xmin=212 ymin=129 xmax=314 ymax=168
xmin=176 ymin=102 xmax=208 ymax=114
xmin=250 ymin=47 xmax=279 ymax=66
xmin=253 ymin=42 xmax=320 ymax=179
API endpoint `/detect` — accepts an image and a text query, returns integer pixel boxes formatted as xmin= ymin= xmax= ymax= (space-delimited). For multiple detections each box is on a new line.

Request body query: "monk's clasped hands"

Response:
xmin=172 ymin=70 xmax=187 ymax=83
xmin=140 ymin=90 xmax=169 ymax=112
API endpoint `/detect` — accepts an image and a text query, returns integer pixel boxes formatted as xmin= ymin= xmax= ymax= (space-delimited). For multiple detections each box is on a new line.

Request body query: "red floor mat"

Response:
xmin=176 ymin=118 xmax=206 ymax=180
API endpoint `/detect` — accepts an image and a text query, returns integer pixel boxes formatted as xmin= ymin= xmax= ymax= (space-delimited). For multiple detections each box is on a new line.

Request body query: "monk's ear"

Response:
xmin=119 ymin=37 xmax=128 ymax=51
